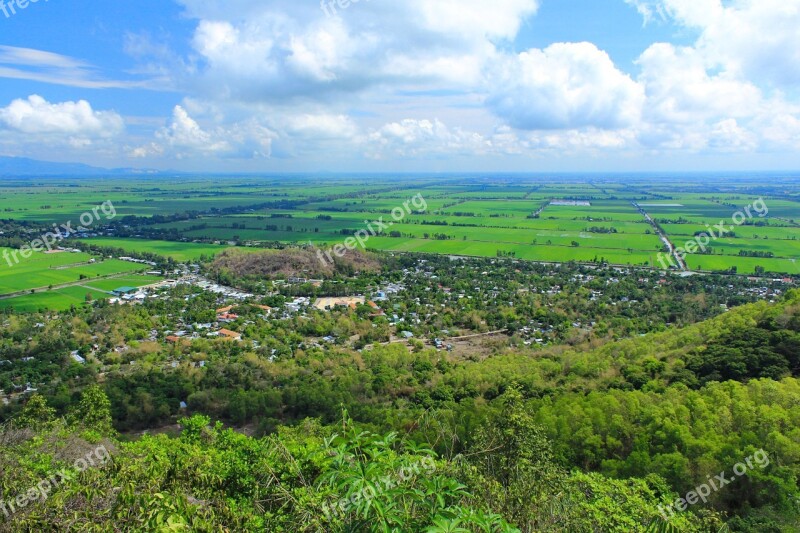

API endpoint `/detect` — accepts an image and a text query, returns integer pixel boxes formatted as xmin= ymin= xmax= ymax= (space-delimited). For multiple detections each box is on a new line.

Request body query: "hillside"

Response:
xmin=209 ymin=247 xmax=382 ymax=280
xmin=1 ymin=292 xmax=799 ymax=531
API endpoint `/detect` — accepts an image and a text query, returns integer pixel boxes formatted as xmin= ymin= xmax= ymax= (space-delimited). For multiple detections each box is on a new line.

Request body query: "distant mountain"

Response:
xmin=0 ymin=156 xmax=160 ymax=177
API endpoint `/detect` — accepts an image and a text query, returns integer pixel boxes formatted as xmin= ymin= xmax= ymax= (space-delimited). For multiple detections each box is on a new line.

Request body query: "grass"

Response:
xmin=0 ymin=249 xmax=145 ymax=295
xmin=82 ymin=238 xmax=232 ymax=261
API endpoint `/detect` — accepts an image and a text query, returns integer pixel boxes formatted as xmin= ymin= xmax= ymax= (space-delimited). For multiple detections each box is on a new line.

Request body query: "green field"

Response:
xmin=0 ymin=174 xmax=797 ymax=275
xmin=0 ymin=245 xmax=162 ymax=310
xmin=82 ymin=238 xmax=233 ymax=261
xmin=0 ymin=274 xmax=162 ymax=312
xmin=0 ymin=249 xmax=146 ymax=294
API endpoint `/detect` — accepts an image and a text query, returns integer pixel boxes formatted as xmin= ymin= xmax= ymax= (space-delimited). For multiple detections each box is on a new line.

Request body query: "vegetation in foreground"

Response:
xmin=2 ymin=388 xmax=718 ymax=532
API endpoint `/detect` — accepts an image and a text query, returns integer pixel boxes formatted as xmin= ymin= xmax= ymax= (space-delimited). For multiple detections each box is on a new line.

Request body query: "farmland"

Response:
xmin=1 ymin=173 xmax=798 ymax=276
xmin=0 ymin=246 xmax=160 ymax=310
xmin=81 ymin=238 xmax=232 ymax=262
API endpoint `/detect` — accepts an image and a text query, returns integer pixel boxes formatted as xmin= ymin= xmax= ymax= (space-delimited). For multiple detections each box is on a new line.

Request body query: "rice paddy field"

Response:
xmin=2 ymin=173 xmax=798 ymax=278
xmin=0 ymin=246 xmax=161 ymax=310
xmin=81 ymin=238 xmax=232 ymax=262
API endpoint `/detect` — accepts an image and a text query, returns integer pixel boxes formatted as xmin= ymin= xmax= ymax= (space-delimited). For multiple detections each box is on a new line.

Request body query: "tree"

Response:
xmin=468 ymin=385 xmax=563 ymax=529
xmin=70 ymin=385 xmax=115 ymax=435
xmin=16 ymin=394 xmax=56 ymax=429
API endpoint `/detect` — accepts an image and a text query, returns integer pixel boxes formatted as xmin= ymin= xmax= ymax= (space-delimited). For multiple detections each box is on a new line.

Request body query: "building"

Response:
xmin=112 ymin=286 xmax=138 ymax=296
xmin=217 ymin=329 xmax=242 ymax=341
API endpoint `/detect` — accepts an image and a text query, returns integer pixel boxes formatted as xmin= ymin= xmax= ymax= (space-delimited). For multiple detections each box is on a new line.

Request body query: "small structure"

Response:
xmin=112 ymin=287 xmax=138 ymax=296
xmin=217 ymin=329 xmax=242 ymax=341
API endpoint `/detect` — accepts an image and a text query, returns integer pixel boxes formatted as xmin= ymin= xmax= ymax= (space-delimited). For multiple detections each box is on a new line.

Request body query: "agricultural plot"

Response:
xmin=82 ymin=239 xmax=232 ymax=261
xmin=0 ymin=274 xmax=162 ymax=312
xmin=0 ymin=286 xmax=110 ymax=312
xmin=0 ymin=246 xmax=160 ymax=310
xmin=640 ymin=197 xmax=800 ymax=274
xmin=1 ymin=175 xmax=797 ymax=275
xmin=0 ymin=249 xmax=145 ymax=295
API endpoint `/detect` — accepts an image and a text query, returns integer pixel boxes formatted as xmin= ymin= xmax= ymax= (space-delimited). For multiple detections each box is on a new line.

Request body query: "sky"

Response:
xmin=0 ymin=0 xmax=798 ymax=173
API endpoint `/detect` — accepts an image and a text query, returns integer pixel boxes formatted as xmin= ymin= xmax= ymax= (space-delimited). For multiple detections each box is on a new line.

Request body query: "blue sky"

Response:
xmin=0 ymin=0 xmax=798 ymax=172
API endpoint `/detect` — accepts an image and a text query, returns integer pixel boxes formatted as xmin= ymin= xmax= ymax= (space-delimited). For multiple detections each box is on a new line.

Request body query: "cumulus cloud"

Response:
xmin=284 ymin=114 xmax=358 ymax=140
xmin=365 ymin=118 xmax=490 ymax=158
xmin=132 ymin=105 xmax=276 ymax=159
xmin=486 ymin=42 xmax=644 ymax=130
xmin=109 ymin=0 xmax=800 ymax=167
xmin=628 ymin=0 xmax=800 ymax=87
xmin=0 ymin=95 xmax=124 ymax=151
xmin=637 ymin=43 xmax=762 ymax=124
xmin=174 ymin=0 xmax=538 ymax=103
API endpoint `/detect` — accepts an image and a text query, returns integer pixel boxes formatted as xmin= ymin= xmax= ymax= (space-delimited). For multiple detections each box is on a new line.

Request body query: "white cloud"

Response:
xmin=142 ymin=105 xmax=277 ymax=159
xmin=0 ymin=95 xmax=124 ymax=148
xmin=0 ymin=46 xmax=155 ymax=89
xmin=284 ymin=114 xmax=358 ymax=140
xmin=628 ymin=0 xmax=800 ymax=87
xmin=115 ymin=0 xmax=800 ymax=168
xmin=365 ymin=118 xmax=490 ymax=158
xmin=175 ymin=0 xmax=538 ymax=103
xmin=637 ymin=43 xmax=762 ymax=124
xmin=486 ymin=42 xmax=644 ymax=130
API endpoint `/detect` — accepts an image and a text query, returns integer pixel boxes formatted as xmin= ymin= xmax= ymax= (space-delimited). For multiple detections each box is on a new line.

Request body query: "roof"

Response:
xmin=113 ymin=286 xmax=138 ymax=294
xmin=218 ymin=329 xmax=242 ymax=339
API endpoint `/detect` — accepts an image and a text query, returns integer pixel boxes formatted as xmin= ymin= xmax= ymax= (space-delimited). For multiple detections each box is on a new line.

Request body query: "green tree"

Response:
xmin=468 ymin=385 xmax=563 ymax=530
xmin=16 ymin=394 xmax=56 ymax=429
xmin=70 ymin=384 xmax=115 ymax=435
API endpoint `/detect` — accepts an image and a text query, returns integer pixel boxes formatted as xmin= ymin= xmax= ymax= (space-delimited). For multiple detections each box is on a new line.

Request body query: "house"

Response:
xmin=217 ymin=329 xmax=242 ymax=341
xmin=216 ymin=305 xmax=234 ymax=314
xmin=367 ymin=301 xmax=385 ymax=317
xmin=166 ymin=335 xmax=181 ymax=344
xmin=217 ymin=313 xmax=239 ymax=322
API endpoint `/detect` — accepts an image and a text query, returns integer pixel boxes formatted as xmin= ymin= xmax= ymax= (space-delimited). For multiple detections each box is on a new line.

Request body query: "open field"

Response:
xmin=0 ymin=245 xmax=162 ymax=310
xmin=0 ymin=174 xmax=796 ymax=275
xmin=0 ymin=274 xmax=162 ymax=312
xmin=82 ymin=238 xmax=233 ymax=261
xmin=0 ymin=248 xmax=146 ymax=295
